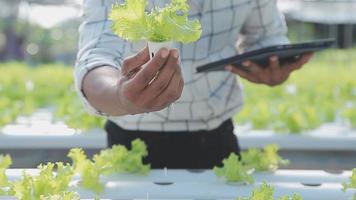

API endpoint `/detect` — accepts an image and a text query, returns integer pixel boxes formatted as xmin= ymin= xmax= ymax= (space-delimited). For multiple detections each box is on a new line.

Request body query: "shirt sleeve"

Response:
xmin=74 ymin=0 xmax=126 ymax=116
xmin=236 ymin=0 xmax=290 ymax=53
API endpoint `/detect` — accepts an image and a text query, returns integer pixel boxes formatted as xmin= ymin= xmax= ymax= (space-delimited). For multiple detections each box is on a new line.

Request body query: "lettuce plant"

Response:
xmin=214 ymin=153 xmax=254 ymax=184
xmin=109 ymin=0 xmax=202 ymax=43
xmin=0 ymin=139 xmax=150 ymax=199
xmin=10 ymin=162 xmax=79 ymax=200
xmin=68 ymin=139 xmax=150 ymax=195
xmin=241 ymin=144 xmax=289 ymax=172
xmin=237 ymin=182 xmax=303 ymax=200
xmin=342 ymin=168 xmax=356 ymax=200
xmin=0 ymin=155 xmax=12 ymax=195
xmin=214 ymin=145 xmax=288 ymax=184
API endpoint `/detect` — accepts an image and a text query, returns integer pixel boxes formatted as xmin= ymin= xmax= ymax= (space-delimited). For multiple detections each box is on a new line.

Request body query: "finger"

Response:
xmin=149 ymin=69 xmax=182 ymax=111
xmin=121 ymin=45 xmax=149 ymax=76
xmin=269 ymin=55 xmax=279 ymax=71
xmin=242 ymin=60 xmax=263 ymax=73
xmin=129 ymin=48 xmax=170 ymax=91
xmin=283 ymin=52 xmax=314 ymax=73
xmin=143 ymin=49 xmax=180 ymax=98
xmin=225 ymin=65 xmax=259 ymax=83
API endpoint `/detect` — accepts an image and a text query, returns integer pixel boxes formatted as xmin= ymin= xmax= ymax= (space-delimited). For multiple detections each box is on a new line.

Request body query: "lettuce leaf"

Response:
xmin=40 ymin=192 xmax=80 ymax=200
xmin=342 ymin=168 xmax=356 ymax=200
xmin=0 ymin=155 xmax=12 ymax=195
xmin=214 ymin=153 xmax=253 ymax=184
xmin=67 ymin=139 xmax=150 ymax=195
xmin=248 ymin=182 xmax=274 ymax=200
xmin=94 ymin=139 xmax=150 ymax=175
xmin=67 ymin=148 xmax=104 ymax=195
xmin=110 ymin=0 xmax=148 ymax=41
xmin=11 ymin=162 xmax=77 ymax=200
xmin=241 ymin=144 xmax=289 ymax=172
xmin=110 ymin=0 xmax=202 ymax=43
xmin=237 ymin=182 xmax=303 ymax=200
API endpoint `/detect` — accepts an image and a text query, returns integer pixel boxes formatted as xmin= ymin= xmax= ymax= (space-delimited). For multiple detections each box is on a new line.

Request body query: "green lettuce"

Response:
xmin=11 ymin=162 xmax=78 ymax=200
xmin=67 ymin=148 xmax=104 ymax=195
xmin=94 ymin=139 xmax=150 ymax=175
xmin=237 ymin=182 xmax=303 ymax=200
xmin=241 ymin=144 xmax=289 ymax=172
xmin=109 ymin=0 xmax=202 ymax=43
xmin=0 ymin=155 xmax=12 ymax=195
xmin=68 ymin=139 xmax=150 ymax=195
xmin=214 ymin=153 xmax=254 ymax=184
xmin=342 ymin=168 xmax=356 ymax=200
xmin=214 ymin=145 xmax=288 ymax=184
xmin=342 ymin=168 xmax=356 ymax=191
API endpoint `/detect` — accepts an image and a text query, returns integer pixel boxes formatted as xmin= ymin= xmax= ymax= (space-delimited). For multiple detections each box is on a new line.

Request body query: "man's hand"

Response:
xmin=82 ymin=46 xmax=184 ymax=116
xmin=116 ymin=46 xmax=184 ymax=115
xmin=225 ymin=53 xmax=313 ymax=86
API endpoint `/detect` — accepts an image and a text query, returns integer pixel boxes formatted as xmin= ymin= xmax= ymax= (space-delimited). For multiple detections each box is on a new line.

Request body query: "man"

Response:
xmin=74 ymin=0 xmax=313 ymax=169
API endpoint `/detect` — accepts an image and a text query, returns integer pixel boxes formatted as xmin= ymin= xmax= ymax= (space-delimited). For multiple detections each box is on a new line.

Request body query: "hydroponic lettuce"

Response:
xmin=214 ymin=144 xmax=288 ymax=183
xmin=109 ymin=0 xmax=202 ymax=43
xmin=68 ymin=139 xmax=150 ymax=195
xmin=214 ymin=153 xmax=254 ymax=184
xmin=10 ymin=162 xmax=79 ymax=200
xmin=241 ymin=144 xmax=289 ymax=172
xmin=237 ymin=182 xmax=303 ymax=200
xmin=0 ymin=155 xmax=12 ymax=195
xmin=67 ymin=148 xmax=104 ymax=195
xmin=93 ymin=139 xmax=150 ymax=175
xmin=0 ymin=139 xmax=150 ymax=199
xmin=342 ymin=168 xmax=356 ymax=200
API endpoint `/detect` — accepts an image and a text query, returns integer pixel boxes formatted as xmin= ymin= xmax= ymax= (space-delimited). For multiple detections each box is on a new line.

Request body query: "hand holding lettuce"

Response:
xmin=94 ymin=0 xmax=200 ymax=116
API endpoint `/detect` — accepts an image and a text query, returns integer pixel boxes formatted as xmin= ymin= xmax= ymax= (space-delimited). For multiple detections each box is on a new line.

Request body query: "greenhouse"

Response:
xmin=0 ymin=0 xmax=356 ymax=199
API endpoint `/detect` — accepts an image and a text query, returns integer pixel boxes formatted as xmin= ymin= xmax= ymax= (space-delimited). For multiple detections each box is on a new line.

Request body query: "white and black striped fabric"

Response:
xmin=74 ymin=0 xmax=289 ymax=131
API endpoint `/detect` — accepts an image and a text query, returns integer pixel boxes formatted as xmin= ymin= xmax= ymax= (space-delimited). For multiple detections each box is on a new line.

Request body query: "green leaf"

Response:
xmin=109 ymin=0 xmax=149 ymax=41
xmin=40 ymin=192 xmax=80 ymax=200
xmin=214 ymin=153 xmax=253 ymax=184
xmin=68 ymin=148 xmax=104 ymax=194
xmin=236 ymin=182 xmax=304 ymax=200
xmin=241 ymin=144 xmax=289 ymax=172
xmin=0 ymin=155 xmax=12 ymax=195
xmin=94 ymin=139 xmax=150 ymax=175
xmin=342 ymin=168 xmax=356 ymax=192
xmin=250 ymin=182 xmax=274 ymax=200
xmin=67 ymin=139 xmax=150 ymax=195
xmin=10 ymin=162 xmax=76 ymax=200
xmin=110 ymin=0 xmax=202 ymax=43
xmin=291 ymin=193 xmax=304 ymax=200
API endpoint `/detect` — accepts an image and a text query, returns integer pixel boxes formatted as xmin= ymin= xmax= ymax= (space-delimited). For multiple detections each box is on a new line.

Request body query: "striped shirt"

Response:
xmin=74 ymin=0 xmax=289 ymax=131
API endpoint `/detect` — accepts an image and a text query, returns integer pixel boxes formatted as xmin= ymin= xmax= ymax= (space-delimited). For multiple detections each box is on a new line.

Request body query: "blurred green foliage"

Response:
xmin=0 ymin=62 xmax=104 ymax=130
xmin=0 ymin=49 xmax=355 ymax=133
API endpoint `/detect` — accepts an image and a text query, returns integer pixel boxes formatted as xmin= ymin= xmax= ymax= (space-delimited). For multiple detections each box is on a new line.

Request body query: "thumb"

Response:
xmin=121 ymin=45 xmax=149 ymax=76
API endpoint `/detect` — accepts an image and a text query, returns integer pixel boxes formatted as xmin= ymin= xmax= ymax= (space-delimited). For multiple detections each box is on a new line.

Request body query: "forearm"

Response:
xmin=82 ymin=66 xmax=128 ymax=116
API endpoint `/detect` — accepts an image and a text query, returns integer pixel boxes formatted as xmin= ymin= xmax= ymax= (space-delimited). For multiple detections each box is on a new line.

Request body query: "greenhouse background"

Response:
xmin=0 ymin=0 xmax=356 ymax=199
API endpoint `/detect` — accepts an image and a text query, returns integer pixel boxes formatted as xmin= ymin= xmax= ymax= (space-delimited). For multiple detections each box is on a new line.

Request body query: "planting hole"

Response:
xmin=325 ymin=170 xmax=343 ymax=175
xmin=154 ymin=182 xmax=174 ymax=186
xmin=302 ymin=183 xmax=322 ymax=187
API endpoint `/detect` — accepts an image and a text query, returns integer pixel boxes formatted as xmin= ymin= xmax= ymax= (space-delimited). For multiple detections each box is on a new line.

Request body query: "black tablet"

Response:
xmin=196 ymin=38 xmax=335 ymax=73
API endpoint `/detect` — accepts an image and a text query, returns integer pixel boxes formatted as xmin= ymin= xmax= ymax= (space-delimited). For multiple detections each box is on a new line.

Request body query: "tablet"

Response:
xmin=196 ymin=38 xmax=335 ymax=73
